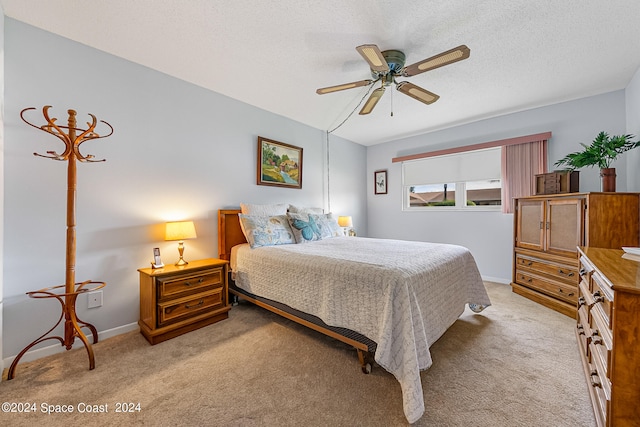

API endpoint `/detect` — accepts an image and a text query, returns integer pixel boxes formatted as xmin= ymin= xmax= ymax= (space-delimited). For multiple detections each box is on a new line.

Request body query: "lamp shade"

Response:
xmin=165 ymin=221 xmax=197 ymax=241
xmin=337 ymin=216 xmax=353 ymax=228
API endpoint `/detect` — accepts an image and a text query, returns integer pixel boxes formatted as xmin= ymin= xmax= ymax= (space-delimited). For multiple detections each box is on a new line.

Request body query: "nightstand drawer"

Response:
xmin=158 ymin=268 xmax=223 ymax=300
xmin=157 ymin=288 xmax=225 ymax=326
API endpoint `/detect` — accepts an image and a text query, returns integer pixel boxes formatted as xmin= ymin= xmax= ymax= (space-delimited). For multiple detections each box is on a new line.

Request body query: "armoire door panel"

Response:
xmin=547 ymin=198 xmax=584 ymax=255
xmin=516 ymin=199 xmax=545 ymax=251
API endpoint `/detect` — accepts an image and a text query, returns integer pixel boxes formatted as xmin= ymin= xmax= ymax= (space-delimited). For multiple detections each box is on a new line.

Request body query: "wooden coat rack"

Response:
xmin=7 ymin=106 xmax=113 ymax=379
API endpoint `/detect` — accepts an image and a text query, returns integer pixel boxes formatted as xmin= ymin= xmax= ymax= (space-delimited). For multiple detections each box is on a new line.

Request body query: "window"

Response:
xmin=402 ymin=147 xmax=502 ymax=210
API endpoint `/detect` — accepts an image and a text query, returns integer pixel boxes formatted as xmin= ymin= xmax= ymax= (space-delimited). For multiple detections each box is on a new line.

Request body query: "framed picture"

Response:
xmin=257 ymin=136 xmax=303 ymax=189
xmin=374 ymin=170 xmax=387 ymax=194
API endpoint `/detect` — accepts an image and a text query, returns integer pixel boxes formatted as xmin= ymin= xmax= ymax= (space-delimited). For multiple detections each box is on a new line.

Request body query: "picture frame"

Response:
xmin=374 ymin=170 xmax=387 ymax=194
xmin=257 ymin=136 xmax=303 ymax=189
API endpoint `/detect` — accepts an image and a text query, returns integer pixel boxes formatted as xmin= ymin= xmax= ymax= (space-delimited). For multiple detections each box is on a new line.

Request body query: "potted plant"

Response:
xmin=554 ymin=131 xmax=640 ymax=192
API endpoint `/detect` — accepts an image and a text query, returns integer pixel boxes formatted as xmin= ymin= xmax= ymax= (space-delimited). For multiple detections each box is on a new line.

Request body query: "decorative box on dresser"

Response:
xmin=138 ymin=258 xmax=230 ymax=345
xmin=511 ymin=192 xmax=639 ymax=317
xmin=576 ymin=247 xmax=640 ymax=427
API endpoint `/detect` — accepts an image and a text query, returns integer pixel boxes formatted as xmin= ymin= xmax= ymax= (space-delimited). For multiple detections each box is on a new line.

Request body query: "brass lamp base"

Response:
xmin=175 ymin=241 xmax=189 ymax=266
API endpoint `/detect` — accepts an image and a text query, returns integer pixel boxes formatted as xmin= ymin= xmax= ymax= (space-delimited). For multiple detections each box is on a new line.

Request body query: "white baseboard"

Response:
xmin=2 ymin=322 xmax=139 ymax=369
xmin=481 ymin=275 xmax=510 ymax=285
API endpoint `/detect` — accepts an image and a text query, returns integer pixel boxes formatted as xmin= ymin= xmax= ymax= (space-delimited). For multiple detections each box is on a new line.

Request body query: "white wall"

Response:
xmin=626 ymin=66 xmax=640 ymax=189
xmin=367 ymin=91 xmax=629 ymax=282
xmin=2 ymin=19 xmax=367 ymax=360
xmin=0 ymin=6 xmax=5 ymax=376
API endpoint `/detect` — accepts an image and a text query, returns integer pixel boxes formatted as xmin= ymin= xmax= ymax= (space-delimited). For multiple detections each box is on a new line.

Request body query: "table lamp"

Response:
xmin=165 ymin=220 xmax=197 ymax=266
xmin=337 ymin=216 xmax=353 ymax=236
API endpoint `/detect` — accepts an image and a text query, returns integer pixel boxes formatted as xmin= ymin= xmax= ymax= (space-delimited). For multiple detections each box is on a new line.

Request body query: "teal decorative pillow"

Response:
xmin=238 ymin=214 xmax=295 ymax=248
xmin=287 ymin=212 xmax=342 ymax=242
xmin=287 ymin=212 xmax=324 ymax=243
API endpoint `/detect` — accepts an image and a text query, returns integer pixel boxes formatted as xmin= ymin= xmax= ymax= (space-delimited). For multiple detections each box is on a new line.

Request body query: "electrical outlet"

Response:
xmin=87 ymin=290 xmax=103 ymax=308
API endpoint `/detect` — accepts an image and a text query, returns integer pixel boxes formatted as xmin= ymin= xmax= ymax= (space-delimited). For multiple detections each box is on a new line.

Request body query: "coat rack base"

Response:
xmin=7 ymin=280 xmax=106 ymax=380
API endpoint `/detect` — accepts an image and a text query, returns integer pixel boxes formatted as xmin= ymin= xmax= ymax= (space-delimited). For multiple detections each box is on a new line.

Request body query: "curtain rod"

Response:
xmin=391 ymin=131 xmax=552 ymax=163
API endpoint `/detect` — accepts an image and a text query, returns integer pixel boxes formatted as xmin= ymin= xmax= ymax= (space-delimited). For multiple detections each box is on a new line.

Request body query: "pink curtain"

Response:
xmin=501 ymin=140 xmax=548 ymax=213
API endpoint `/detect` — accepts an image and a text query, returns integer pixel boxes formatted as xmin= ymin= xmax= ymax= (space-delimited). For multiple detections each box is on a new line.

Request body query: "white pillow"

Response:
xmin=240 ymin=203 xmax=289 ymax=216
xmin=288 ymin=205 xmax=324 ymax=214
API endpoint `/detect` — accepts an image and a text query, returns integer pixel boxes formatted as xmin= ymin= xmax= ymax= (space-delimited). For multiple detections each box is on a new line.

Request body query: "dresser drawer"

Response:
xmin=158 ymin=268 xmax=224 ymax=300
xmin=589 ymin=273 xmax=613 ymax=328
xmin=515 ymin=254 xmax=579 ymax=284
xmin=157 ymin=288 xmax=225 ymax=327
xmin=589 ymin=368 xmax=609 ymax=427
xmin=576 ymin=305 xmax=590 ymax=352
xmin=515 ymin=270 xmax=578 ymax=304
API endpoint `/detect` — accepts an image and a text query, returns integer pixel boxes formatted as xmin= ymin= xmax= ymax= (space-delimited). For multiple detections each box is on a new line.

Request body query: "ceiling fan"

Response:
xmin=316 ymin=44 xmax=470 ymax=115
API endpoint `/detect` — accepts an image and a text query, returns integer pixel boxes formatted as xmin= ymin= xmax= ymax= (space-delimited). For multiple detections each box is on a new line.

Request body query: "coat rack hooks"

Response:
xmin=8 ymin=106 xmax=113 ymax=379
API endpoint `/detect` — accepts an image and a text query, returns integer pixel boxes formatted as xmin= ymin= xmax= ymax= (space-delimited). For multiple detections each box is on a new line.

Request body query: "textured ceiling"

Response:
xmin=2 ymin=1 xmax=640 ymax=146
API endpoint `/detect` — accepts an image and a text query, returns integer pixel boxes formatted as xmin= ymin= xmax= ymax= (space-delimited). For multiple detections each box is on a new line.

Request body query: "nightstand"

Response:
xmin=138 ymin=258 xmax=230 ymax=344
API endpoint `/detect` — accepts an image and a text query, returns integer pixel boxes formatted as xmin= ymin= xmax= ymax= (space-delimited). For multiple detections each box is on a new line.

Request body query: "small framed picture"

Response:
xmin=374 ymin=170 xmax=387 ymax=194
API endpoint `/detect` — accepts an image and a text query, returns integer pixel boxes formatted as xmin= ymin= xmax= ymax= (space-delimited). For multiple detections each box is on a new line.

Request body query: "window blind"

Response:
xmin=402 ymin=147 xmax=501 ymax=186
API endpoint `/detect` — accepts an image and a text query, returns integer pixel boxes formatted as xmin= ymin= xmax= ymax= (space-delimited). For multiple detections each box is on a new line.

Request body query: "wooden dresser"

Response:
xmin=576 ymin=247 xmax=640 ymax=427
xmin=138 ymin=258 xmax=230 ymax=344
xmin=511 ymin=192 xmax=639 ymax=317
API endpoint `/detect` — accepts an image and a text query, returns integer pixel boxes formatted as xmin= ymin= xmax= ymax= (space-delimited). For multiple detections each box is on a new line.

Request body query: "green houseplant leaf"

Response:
xmin=555 ymin=132 xmax=640 ymax=171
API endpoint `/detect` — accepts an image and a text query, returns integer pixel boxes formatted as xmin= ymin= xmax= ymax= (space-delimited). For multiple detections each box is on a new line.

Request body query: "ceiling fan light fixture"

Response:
xmin=356 ymin=44 xmax=390 ymax=72
xmin=359 ymin=87 xmax=385 ymax=115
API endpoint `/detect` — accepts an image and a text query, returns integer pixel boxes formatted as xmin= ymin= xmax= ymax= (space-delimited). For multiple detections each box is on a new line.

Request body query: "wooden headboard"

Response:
xmin=218 ymin=209 xmax=246 ymax=261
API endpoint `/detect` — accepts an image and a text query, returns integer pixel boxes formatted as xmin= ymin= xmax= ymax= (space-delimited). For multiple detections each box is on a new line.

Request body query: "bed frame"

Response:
xmin=218 ymin=209 xmax=376 ymax=373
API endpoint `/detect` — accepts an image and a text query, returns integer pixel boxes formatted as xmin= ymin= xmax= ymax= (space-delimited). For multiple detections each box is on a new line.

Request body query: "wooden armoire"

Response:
xmin=510 ymin=192 xmax=639 ymax=317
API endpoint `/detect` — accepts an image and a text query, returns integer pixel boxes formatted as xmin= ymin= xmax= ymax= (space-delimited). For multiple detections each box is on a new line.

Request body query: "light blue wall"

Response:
xmin=366 ymin=91 xmax=631 ymax=283
xmin=2 ymin=19 xmax=367 ymax=359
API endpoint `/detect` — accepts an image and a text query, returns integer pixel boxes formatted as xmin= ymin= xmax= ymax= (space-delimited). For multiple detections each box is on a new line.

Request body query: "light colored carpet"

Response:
xmin=0 ymin=282 xmax=595 ymax=426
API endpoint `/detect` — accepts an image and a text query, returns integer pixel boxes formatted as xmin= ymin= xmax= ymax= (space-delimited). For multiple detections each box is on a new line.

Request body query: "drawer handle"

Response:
xmin=520 ymin=259 xmax=533 ymax=266
xmin=558 ymin=269 xmax=574 ymax=277
xmin=184 ymin=278 xmax=205 ymax=287
xmin=185 ymin=299 xmax=204 ymax=309
xmin=591 ymin=330 xmax=603 ymax=346
xmin=579 ymin=268 xmax=586 ymax=276
xmin=576 ymin=324 xmax=585 ymax=335
xmin=520 ymin=275 xmax=532 ymax=283
xmin=592 ymin=291 xmax=605 ymax=304
xmin=558 ymin=288 xmax=575 ymax=297
xmin=590 ymin=370 xmax=602 ymax=388
xmin=578 ymin=297 xmax=586 ymax=308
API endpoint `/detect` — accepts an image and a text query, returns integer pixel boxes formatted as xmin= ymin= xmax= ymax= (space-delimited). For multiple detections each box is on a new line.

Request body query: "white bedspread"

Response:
xmin=232 ymin=237 xmax=491 ymax=423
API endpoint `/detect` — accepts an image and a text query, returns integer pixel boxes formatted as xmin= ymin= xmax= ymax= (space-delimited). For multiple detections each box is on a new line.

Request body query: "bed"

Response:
xmin=218 ymin=208 xmax=491 ymax=423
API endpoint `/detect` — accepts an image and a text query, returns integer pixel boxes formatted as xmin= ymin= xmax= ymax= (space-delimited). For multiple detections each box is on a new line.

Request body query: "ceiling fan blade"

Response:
xmin=316 ymin=79 xmax=373 ymax=95
xmin=402 ymin=45 xmax=470 ymax=77
xmin=356 ymin=44 xmax=390 ymax=73
xmin=359 ymin=87 xmax=385 ymax=115
xmin=396 ymin=82 xmax=440 ymax=105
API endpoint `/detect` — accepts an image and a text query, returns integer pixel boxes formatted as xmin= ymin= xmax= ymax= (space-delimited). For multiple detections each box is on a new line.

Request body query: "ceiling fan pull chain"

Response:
xmin=390 ymin=84 xmax=394 ymax=117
